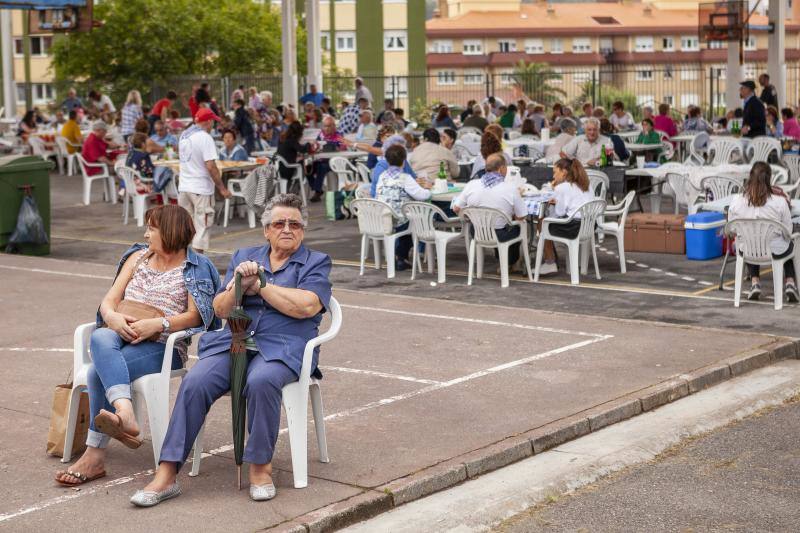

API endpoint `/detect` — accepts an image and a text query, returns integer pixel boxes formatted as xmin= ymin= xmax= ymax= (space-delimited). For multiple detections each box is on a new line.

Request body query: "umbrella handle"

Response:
xmin=234 ymin=270 xmax=268 ymax=303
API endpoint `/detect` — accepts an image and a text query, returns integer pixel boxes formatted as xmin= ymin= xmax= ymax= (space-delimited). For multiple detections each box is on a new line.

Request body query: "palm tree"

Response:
xmin=510 ymin=61 xmax=566 ymax=104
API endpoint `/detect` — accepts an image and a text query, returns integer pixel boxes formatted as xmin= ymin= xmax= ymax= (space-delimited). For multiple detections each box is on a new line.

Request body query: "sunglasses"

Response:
xmin=270 ymin=219 xmax=304 ymax=230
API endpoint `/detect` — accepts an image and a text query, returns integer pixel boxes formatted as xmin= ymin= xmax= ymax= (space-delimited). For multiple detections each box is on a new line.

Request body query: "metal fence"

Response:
xmin=32 ymin=63 xmax=800 ymax=122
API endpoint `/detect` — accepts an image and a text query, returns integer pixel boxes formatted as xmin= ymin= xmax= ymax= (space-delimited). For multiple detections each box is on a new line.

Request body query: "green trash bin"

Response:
xmin=0 ymin=154 xmax=54 ymax=255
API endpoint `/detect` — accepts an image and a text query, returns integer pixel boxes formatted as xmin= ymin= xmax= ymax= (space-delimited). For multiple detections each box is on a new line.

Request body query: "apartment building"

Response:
xmin=5 ymin=10 xmax=56 ymax=114
xmin=426 ymin=0 xmax=800 ymax=110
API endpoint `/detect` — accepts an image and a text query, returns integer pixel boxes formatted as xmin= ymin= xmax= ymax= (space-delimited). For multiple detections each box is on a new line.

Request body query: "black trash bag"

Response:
xmin=6 ymin=195 xmax=49 ymax=252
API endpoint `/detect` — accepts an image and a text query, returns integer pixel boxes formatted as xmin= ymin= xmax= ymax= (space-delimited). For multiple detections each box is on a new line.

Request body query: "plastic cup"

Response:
xmin=541 ymin=129 xmax=550 ymax=141
xmin=636 ymin=156 xmax=645 ymax=169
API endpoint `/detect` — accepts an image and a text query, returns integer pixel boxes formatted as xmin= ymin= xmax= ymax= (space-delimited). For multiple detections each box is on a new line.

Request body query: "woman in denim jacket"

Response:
xmin=55 ymin=205 xmax=220 ymax=486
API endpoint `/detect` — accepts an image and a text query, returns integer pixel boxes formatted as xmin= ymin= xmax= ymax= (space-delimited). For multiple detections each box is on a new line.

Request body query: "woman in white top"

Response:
xmin=728 ymin=161 xmax=798 ymax=302
xmin=537 ymin=158 xmax=595 ymax=275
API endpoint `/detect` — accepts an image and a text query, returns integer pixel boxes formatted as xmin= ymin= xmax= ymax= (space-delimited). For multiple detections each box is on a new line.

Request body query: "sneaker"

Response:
xmin=538 ymin=262 xmax=558 ymax=276
xmin=747 ymin=282 xmax=762 ymax=301
xmin=785 ymin=282 xmax=799 ymax=303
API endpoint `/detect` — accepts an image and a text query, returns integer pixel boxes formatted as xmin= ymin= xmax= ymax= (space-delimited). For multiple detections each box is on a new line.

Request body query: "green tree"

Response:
xmin=51 ymin=0 xmax=297 ymax=103
xmin=574 ymin=82 xmax=640 ymax=120
xmin=510 ymin=61 xmax=566 ymax=105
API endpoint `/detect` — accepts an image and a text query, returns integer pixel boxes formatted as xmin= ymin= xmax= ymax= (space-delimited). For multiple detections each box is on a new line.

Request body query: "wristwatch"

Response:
xmin=161 ymin=318 xmax=171 ymax=333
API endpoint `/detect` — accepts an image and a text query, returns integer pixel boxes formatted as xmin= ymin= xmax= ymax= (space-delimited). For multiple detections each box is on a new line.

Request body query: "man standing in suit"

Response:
xmin=740 ymin=80 xmax=766 ymax=138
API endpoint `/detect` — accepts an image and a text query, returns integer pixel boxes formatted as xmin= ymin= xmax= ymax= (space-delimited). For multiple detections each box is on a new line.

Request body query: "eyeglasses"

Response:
xmin=270 ymin=219 xmax=304 ymax=231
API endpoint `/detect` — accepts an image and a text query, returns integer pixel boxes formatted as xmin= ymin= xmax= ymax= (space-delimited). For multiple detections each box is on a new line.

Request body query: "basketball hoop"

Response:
xmin=698 ymin=1 xmax=748 ymax=44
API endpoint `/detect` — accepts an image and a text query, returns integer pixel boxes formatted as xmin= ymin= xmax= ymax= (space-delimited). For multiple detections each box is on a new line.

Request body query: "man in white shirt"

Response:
xmin=453 ymin=153 xmax=528 ymax=271
xmin=354 ymin=77 xmax=373 ymax=107
xmin=560 ymin=118 xmax=613 ymax=166
xmin=609 ymin=101 xmax=635 ymax=130
xmin=177 ymin=108 xmax=232 ymax=253
xmin=355 ymin=110 xmax=377 ymax=141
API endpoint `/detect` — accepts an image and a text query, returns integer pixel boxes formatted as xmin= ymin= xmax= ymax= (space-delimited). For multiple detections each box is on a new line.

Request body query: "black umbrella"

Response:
xmin=228 ymin=270 xmax=265 ymax=489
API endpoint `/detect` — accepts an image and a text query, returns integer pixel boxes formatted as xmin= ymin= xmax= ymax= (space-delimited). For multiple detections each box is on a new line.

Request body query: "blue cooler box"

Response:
xmin=684 ymin=212 xmax=726 ymax=260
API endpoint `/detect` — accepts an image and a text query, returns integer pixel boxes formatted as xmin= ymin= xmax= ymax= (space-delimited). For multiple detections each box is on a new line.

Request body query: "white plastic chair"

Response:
xmin=354 ymin=161 xmax=372 ymax=184
xmin=55 ymin=136 xmax=81 ymax=175
xmin=329 ymin=156 xmax=358 ymax=190
xmin=700 ymin=175 xmax=742 ymax=203
xmin=351 ymin=198 xmax=411 ymax=279
xmin=684 ymin=132 xmax=709 ymax=166
xmin=77 ymin=153 xmax=116 ymax=205
xmin=458 ymin=127 xmax=481 ymax=138
xmin=666 ymin=172 xmax=698 ymax=214
xmin=274 ymin=155 xmax=308 ymax=206
xmin=726 ymin=219 xmax=800 ymax=310
xmin=746 ymin=136 xmax=781 ymax=163
xmin=28 ymin=136 xmax=58 ymax=164
xmin=453 ymin=141 xmax=477 ymax=163
xmin=223 ymin=177 xmax=256 ymax=228
xmin=62 ymin=323 xmax=191 ymax=468
xmin=117 ymin=166 xmax=153 ymax=226
xmin=781 ymin=154 xmax=800 ymax=198
xmin=189 ymin=297 xmax=342 ymax=488
xmin=596 ymin=191 xmax=636 ymax=273
xmin=401 ymin=202 xmax=463 ymax=284
xmin=586 ymin=170 xmax=609 ymax=200
xmin=770 ymin=164 xmax=789 ymax=186
xmin=461 ymin=207 xmax=533 ymax=288
xmin=534 ymin=199 xmax=607 ymax=285
xmin=708 ymin=138 xmax=743 ymax=165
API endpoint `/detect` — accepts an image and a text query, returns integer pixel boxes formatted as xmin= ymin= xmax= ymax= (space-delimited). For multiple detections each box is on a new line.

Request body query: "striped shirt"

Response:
xmin=121 ymin=104 xmax=143 ymax=136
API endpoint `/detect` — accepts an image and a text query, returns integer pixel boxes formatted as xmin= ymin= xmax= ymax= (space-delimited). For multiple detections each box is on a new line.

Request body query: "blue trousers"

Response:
xmin=86 ymin=328 xmax=181 ymax=448
xmin=159 ymin=351 xmax=297 ymax=470
xmin=311 ymin=161 xmax=329 ymax=193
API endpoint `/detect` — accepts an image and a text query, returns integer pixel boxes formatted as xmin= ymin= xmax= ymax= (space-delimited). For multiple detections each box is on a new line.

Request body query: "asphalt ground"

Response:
xmin=495 ymin=396 xmax=800 ymax=533
xmin=0 ymin=174 xmax=797 ymax=531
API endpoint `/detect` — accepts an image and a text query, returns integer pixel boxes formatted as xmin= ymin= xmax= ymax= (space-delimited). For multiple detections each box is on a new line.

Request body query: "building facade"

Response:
xmin=426 ymin=0 xmax=800 ymax=113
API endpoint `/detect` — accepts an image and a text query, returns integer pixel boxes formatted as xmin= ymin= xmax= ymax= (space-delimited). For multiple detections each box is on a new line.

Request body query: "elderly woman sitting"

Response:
xmin=55 ymin=205 xmax=220 ymax=486
xmin=131 ymin=193 xmax=332 ymax=506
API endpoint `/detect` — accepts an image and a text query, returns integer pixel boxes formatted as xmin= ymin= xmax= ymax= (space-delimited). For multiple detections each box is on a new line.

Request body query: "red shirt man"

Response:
xmin=151 ymin=92 xmax=176 ymax=121
xmin=82 ymin=124 xmax=111 ymax=176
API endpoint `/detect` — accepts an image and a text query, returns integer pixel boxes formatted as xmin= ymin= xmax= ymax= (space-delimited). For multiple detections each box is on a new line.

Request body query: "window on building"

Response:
xmin=18 ymin=83 xmax=55 ymax=103
xmin=681 ymin=36 xmax=699 ymax=51
xmin=462 ymin=39 xmax=483 ymax=55
xmin=550 ymin=38 xmax=563 ymax=54
xmin=712 ymin=65 xmax=726 ymax=79
xmin=681 ymin=68 xmax=699 ymax=80
xmin=321 ymin=32 xmax=330 ymax=51
xmin=592 ymin=16 xmax=620 ymax=24
xmin=663 ymin=95 xmax=674 ymax=106
xmin=662 ymin=37 xmax=674 ymax=51
xmin=551 ymin=67 xmax=563 ymax=83
xmin=600 ymin=37 xmax=614 ymax=54
xmin=573 ymin=70 xmax=592 ymax=84
xmin=744 ymin=64 xmax=757 ymax=79
xmin=709 ymin=40 xmax=725 ymax=49
xmin=384 ymin=30 xmax=407 ymax=51
xmin=637 ymin=95 xmax=655 ymax=107
xmin=335 ymin=32 xmax=356 ymax=52
xmin=430 ymin=39 xmax=453 ymax=53
xmin=525 ymin=38 xmax=544 ymax=54
xmin=15 ymin=85 xmax=25 ymax=102
xmin=463 ymin=69 xmax=484 ymax=85
xmin=681 ymin=93 xmax=699 ymax=108
xmin=498 ymin=39 xmax=516 ymax=53
xmin=384 ymin=77 xmax=408 ymax=98
xmin=572 ymin=38 xmax=591 ymax=54
xmin=437 ymin=70 xmax=456 ymax=85
xmin=663 ymin=65 xmax=673 ymax=79
xmin=499 ymin=72 xmax=515 ymax=86
xmin=635 ymin=68 xmax=654 ymax=81
xmin=634 ymin=36 xmax=654 ymax=52
xmin=30 ymin=36 xmax=51 ymax=56
xmin=745 ymin=35 xmax=757 ymax=50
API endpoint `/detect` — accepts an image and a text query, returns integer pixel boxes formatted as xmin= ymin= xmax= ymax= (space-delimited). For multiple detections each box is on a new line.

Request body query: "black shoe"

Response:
xmin=747 ymin=283 xmax=762 ymax=301
xmin=309 ymin=191 xmax=323 ymax=203
xmin=785 ymin=282 xmax=799 ymax=303
xmin=395 ymin=259 xmax=411 ymax=272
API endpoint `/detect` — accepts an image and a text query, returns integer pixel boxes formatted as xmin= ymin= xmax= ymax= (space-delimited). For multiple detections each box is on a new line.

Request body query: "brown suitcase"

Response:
xmin=624 ymin=213 xmax=686 ymax=254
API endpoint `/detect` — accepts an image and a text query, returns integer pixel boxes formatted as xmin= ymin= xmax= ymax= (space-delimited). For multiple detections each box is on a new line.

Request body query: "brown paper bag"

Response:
xmin=46 ymin=383 xmax=90 ymax=458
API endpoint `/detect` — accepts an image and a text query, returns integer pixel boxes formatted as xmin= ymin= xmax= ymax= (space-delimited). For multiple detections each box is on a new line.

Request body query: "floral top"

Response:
xmin=124 ymin=250 xmax=189 ymax=362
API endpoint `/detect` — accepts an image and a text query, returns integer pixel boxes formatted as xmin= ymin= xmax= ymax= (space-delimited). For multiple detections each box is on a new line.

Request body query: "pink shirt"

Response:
xmin=783 ymin=117 xmax=800 ymax=140
xmin=653 ymin=114 xmax=678 ymax=138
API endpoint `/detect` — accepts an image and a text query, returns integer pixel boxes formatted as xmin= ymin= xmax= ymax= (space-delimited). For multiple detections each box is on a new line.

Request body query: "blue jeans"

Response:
xmin=86 ymin=328 xmax=181 ymax=449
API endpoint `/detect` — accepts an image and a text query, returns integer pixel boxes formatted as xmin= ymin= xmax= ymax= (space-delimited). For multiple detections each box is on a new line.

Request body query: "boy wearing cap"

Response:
xmin=177 ymin=108 xmax=232 ymax=254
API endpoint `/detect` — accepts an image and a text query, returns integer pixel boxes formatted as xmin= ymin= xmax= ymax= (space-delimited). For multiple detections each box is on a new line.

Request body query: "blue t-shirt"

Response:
xmin=299 ymin=92 xmax=325 ymax=107
xmin=150 ymin=133 xmax=178 ymax=147
xmin=198 ymin=244 xmax=333 ymax=378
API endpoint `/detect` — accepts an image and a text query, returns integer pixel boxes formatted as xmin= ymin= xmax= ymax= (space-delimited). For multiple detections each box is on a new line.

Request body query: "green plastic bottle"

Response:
xmin=600 ymin=145 xmax=608 ymax=167
xmin=438 ymin=161 xmax=447 ymax=180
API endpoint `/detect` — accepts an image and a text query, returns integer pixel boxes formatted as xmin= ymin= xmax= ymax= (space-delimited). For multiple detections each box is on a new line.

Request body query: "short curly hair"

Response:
xmin=261 ymin=193 xmax=308 ymax=228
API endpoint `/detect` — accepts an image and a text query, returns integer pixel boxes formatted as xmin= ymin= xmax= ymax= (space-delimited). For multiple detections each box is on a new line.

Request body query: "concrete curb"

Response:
xmin=269 ymin=338 xmax=798 ymax=532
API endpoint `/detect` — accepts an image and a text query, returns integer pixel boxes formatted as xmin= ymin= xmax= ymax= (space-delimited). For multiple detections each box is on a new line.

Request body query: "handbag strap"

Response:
xmin=125 ymin=249 xmax=153 ymax=286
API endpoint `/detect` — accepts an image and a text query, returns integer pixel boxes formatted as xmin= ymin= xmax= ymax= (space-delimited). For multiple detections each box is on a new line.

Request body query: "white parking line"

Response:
xmin=0 ymin=264 xmax=113 ymax=280
xmin=0 ymin=348 xmax=72 ymax=352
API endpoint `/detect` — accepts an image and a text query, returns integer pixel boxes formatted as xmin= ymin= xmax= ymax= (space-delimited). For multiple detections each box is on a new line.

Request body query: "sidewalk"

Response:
xmin=1 ymin=254 xmax=798 ymax=532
